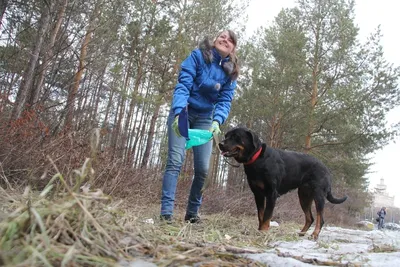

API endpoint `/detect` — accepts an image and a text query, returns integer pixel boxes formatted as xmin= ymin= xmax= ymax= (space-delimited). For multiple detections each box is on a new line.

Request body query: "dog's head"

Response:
xmin=218 ymin=127 xmax=262 ymax=163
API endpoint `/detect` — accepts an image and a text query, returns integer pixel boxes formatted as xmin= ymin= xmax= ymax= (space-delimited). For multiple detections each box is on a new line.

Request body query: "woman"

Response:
xmin=160 ymin=30 xmax=239 ymax=223
xmin=377 ymin=207 xmax=387 ymax=230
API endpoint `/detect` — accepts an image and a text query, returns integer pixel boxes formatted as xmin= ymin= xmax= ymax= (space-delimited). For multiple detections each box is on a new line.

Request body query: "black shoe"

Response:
xmin=184 ymin=214 xmax=201 ymax=224
xmin=160 ymin=214 xmax=173 ymax=223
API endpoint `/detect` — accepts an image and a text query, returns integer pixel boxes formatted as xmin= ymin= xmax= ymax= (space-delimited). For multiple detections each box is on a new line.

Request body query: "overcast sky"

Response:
xmin=244 ymin=0 xmax=400 ymax=206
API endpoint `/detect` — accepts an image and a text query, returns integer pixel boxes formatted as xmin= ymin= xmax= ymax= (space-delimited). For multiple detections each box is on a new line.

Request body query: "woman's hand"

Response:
xmin=172 ymin=116 xmax=181 ymax=137
xmin=210 ymin=121 xmax=221 ymax=135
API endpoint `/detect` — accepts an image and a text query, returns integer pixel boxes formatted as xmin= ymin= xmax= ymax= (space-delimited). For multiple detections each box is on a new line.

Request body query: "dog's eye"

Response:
xmin=233 ymin=135 xmax=242 ymax=142
xmin=226 ymin=134 xmax=234 ymax=139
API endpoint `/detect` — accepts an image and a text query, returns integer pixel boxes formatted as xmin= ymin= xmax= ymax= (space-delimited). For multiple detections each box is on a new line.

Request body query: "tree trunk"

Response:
xmin=30 ymin=0 xmax=69 ymax=107
xmin=123 ymin=51 xmax=146 ymax=154
xmin=64 ymin=0 xmax=100 ymax=131
xmin=304 ymin=64 xmax=319 ymax=152
xmin=77 ymin=72 xmax=92 ymax=130
xmin=123 ymin=10 xmax=155 ymax=158
xmin=304 ymin=19 xmax=321 ymax=153
xmin=102 ymin=70 xmax=118 ymax=130
xmin=10 ymin=2 xmax=52 ymax=121
xmin=207 ymin=148 xmax=220 ymax=187
xmin=126 ymin=102 xmax=140 ymax=163
xmin=0 ymin=0 xmax=8 ymax=31
xmin=141 ymin=102 xmax=161 ymax=168
xmin=111 ymin=94 xmax=125 ymax=152
xmin=0 ymin=72 xmax=16 ymax=113
xmin=91 ymin=66 xmax=107 ymax=126
xmin=134 ymin=113 xmax=147 ymax=168
xmin=305 ymin=65 xmax=318 ymax=153
xmin=130 ymin=100 xmax=146 ymax=165
xmin=269 ymin=112 xmax=282 ymax=148
xmin=120 ymin=30 xmax=139 ymax=124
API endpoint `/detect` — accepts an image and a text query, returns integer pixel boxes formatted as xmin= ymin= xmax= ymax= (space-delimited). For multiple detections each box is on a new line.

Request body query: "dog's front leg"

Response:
xmin=253 ymin=193 xmax=265 ymax=230
xmin=260 ymin=190 xmax=278 ymax=231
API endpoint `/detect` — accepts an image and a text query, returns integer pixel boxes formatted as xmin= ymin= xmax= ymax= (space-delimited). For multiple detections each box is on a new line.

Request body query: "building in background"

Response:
xmin=365 ymin=178 xmax=399 ymax=223
xmin=373 ymin=178 xmax=395 ymax=208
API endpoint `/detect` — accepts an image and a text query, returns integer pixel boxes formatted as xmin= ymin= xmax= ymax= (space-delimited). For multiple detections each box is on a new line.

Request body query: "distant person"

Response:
xmin=377 ymin=207 xmax=387 ymax=230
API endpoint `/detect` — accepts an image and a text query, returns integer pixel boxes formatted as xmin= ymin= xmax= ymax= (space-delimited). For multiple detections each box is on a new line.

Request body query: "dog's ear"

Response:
xmin=246 ymin=130 xmax=261 ymax=151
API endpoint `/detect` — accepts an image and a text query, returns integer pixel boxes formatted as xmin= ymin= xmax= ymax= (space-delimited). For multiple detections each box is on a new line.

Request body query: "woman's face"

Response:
xmin=214 ymin=31 xmax=235 ymax=58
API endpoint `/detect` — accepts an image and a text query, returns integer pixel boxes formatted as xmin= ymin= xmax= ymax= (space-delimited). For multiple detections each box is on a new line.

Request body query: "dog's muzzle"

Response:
xmin=218 ymin=141 xmax=239 ymax=157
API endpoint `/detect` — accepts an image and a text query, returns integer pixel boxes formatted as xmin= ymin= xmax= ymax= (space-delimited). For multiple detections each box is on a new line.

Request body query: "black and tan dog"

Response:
xmin=218 ymin=127 xmax=347 ymax=240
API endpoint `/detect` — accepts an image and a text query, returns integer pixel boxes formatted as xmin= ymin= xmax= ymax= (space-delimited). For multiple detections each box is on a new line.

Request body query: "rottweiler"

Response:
xmin=218 ymin=127 xmax=347 ymax=240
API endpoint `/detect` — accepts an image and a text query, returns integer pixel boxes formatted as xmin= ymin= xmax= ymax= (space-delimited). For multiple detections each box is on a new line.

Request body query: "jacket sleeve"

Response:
xmin=213 ymin=79 xmax=237 ymax=125
xmin=171 ymin=49 xmax=201 ymax=116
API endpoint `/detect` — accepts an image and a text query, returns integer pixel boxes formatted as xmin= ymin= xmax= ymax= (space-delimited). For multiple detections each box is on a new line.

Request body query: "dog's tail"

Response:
xmin=326 ymin=191 xmax=347 ymax=204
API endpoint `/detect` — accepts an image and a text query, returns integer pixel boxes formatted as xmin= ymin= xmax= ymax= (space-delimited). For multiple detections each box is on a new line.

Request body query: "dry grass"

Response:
xmin=0 ymin=124 xmax=359 ymax=266
xmin=0 ymin=167 xmax=306 ymax=267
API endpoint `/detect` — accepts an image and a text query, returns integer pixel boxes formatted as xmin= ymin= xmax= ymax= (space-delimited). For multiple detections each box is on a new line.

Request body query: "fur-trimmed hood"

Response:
xmin=198 ymin=37 xmax=236 ymax=80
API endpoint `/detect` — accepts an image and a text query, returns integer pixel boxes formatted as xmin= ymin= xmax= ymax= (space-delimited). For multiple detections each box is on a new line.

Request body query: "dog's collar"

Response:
xmin=244 ymin=147 xmax=262 ymax=165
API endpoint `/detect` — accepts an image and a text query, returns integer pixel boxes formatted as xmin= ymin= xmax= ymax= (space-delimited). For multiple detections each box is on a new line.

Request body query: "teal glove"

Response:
xmin=210 ymin=121 xmax=221 ymax=136
xmin=172 ymin=116 xmax=181 ymax=137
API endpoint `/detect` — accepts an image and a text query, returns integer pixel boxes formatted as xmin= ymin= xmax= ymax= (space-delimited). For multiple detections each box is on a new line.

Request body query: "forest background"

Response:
xmin=1 ymin=0 xmax=400 ymax=225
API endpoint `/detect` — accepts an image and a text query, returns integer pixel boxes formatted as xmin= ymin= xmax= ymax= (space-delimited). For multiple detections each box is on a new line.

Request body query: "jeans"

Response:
xmin=378 ymin=217 xmax=385 ymax=229
xmin=160 ymin=109 xmax=213 ymax=217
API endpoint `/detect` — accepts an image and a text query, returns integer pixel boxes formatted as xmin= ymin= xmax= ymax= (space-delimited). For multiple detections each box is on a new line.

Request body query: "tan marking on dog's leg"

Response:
xmin=298 ymin=190 xmax=314 ymax=236
xmin=259 ymin=219 xmax=270 ymax=231
xmin=311 ymin=213 xmax=322 ymax=240
xmin=258 ymin=210 xmax=264 ymax=230
xmin=299 ymin=211 xmax=313 ymax=236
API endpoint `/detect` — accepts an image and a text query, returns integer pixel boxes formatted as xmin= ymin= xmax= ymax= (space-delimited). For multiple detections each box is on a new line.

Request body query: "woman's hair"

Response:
xmin=199 ymin=30 xmax=240 ymax=81
xmin=215 ymin=30 xmax=240 ymax=81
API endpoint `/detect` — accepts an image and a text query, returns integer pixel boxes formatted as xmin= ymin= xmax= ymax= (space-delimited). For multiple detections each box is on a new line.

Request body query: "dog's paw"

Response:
xmin=298 ymin=231 xmax=307 ymax=237
xmin=307 ymin=233 xmax=319 ymax=241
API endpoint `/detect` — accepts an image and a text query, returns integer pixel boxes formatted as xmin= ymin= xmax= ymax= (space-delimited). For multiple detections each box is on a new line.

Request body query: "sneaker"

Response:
xmin=160 ymin=214 xmax=173 ymax=223
xmin=184 ymin=214 xmax=201 ymax=224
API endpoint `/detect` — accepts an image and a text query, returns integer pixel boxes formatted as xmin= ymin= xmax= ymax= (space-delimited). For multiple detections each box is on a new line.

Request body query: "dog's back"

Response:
xmin=254 ymin=146 xmax=332 ymax=196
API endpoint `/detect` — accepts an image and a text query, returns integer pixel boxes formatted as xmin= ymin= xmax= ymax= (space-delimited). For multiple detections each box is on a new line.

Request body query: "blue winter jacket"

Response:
xmin=171 ymin=48 xmax=237 ymax=125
